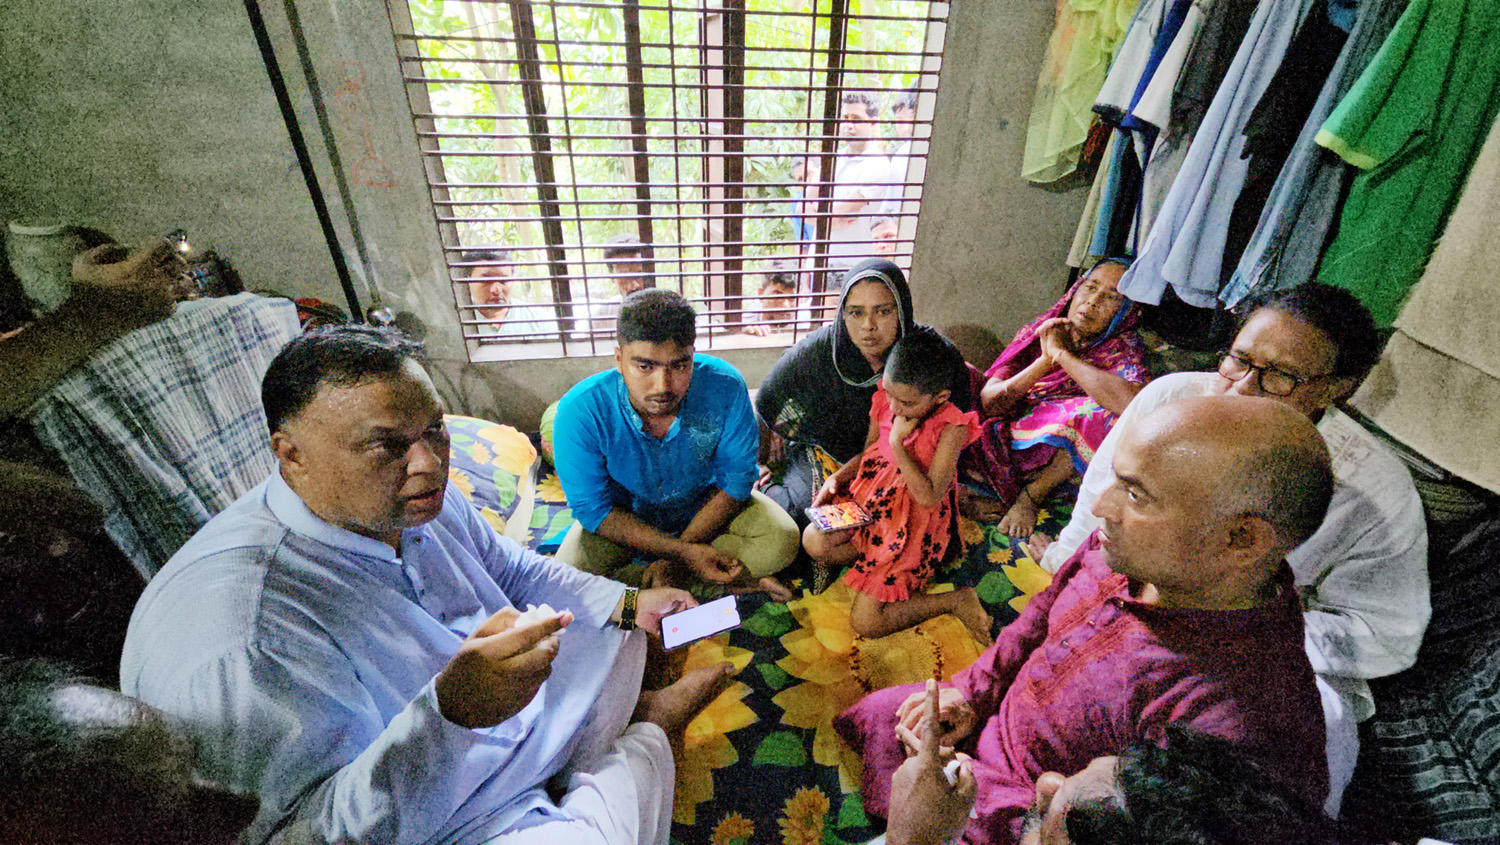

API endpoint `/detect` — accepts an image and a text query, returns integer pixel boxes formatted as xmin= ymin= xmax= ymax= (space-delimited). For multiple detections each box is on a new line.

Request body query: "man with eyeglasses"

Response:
xmin=1035 ymin=283 xmax=1429 ymax=818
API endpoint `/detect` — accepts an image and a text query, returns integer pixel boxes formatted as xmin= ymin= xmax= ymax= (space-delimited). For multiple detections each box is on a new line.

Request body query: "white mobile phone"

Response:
xmin=660 ymin=595 xmax=741 ymax=650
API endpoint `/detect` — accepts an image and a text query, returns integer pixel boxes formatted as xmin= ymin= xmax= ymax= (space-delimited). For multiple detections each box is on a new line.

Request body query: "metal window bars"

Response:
xmin=389 ymin=0 xmax=948 ymax=359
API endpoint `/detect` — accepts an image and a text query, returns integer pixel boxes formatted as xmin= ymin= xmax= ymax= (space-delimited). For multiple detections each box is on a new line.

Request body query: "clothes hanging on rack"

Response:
xmin=1078 ymin=0 xmax=1205 ymax=264
xmin=1314 ymin=0 xmax=1500 ymax=325
xmin=1222 ymin=0 xmax=1409 ymax=307
xmin=1118 ymin=0 xmax=1317 ymax=306
xmin=1127 ymin=0 xmax=1213 ymax=241
xmin=1351 ymin=111 xmax=1500 ymax=493
xmin=1168 ymin=0 xmax=1262 ymax=150
xmin=1068 ymin=132 xmax=1120 ymax=267
xmin=1022 ymin=0 xmax=1144 ymax=183
xmin=1096 ymin=0 xmax=1177 ymax=121
xmin=1218 ymin=0 xmax=1351 ymax=286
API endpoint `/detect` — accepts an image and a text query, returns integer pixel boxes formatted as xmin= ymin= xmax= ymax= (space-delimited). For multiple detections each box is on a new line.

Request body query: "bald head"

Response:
xmin=1134 ymin=396 xmax=1333 ymax=551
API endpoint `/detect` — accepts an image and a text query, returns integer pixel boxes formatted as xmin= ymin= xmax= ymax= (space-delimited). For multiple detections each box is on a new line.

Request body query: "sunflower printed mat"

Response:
xmin=444 ymin=415 xmax=1070 ymax=845
xmin=669 ymin=501 xmax=1068 ymax=845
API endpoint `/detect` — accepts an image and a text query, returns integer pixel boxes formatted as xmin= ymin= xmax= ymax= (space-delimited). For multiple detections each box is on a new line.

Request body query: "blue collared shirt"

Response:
xmin=121 ymin=472 xmax=627 ymax=845
xmin=552 ymin=353 xmax=758 ymax=534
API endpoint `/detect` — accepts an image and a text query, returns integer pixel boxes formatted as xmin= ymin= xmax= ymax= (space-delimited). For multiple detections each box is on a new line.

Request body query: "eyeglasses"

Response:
xmin=1217 ymin=353 xmax=1331 ymax=397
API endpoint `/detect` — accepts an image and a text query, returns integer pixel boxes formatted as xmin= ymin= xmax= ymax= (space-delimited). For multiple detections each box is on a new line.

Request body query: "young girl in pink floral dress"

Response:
xmin=803 ymin=327 xmax=991 ymax=643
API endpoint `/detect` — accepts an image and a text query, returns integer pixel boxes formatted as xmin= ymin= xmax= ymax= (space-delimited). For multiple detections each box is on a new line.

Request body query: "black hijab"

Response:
xmin=755 ymin=259 xmax=915 ymax=463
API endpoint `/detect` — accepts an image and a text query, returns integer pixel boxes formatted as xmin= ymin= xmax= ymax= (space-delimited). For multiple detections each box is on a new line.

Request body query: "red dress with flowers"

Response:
xmin=842 ymin=389 xmax=981 ymax=602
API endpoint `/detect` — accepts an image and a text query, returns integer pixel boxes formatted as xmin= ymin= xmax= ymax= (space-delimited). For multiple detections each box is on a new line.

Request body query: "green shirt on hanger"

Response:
xmin=1314 ymin=0 xmax=1500 ymax=326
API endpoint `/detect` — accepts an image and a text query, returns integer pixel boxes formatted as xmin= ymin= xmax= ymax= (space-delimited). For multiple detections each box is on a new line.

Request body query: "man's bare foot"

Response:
xmin=642 ymin=634 xmax=689 ymax=692
xmin=1020 ymin=532 xmax=1052 ymax=561
xmin=728 ymin=575 xmax=792 ymax=603
xmin=634 ymin=662 xmax=737 ymax=757
xmin=952 ymin=588 xmax=993 ymax=646
xmin=958 ymin=488 xmax=1007 ymax=523
xmin=998 ymin=494 xmax=1040 ymax=539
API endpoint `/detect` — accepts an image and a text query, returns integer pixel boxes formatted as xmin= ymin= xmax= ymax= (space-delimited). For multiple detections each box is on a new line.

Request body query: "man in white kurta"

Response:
xmin=121 ymin=324 xmax=728 ymax=845
xmin=1036 ymin=284 xmax=1429 ymax=815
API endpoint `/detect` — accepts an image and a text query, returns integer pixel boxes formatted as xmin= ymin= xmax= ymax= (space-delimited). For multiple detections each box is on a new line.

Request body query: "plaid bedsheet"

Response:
xmin=27 ymin=293 xmax=301 ymax=577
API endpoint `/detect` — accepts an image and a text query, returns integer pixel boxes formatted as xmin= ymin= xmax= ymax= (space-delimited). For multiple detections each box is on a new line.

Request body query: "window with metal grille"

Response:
xmin=390 ymin=0 xmax=948 ymax=359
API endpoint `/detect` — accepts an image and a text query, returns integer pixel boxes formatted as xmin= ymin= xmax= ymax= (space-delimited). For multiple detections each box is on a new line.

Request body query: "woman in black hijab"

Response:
xmin=755 ymin=259 xmax=915 ymax=525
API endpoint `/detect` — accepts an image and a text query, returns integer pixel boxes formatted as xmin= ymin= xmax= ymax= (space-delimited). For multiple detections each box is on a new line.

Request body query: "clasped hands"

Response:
xmin=435 ymin=587 xmax=693 ymax=730
xmin=643 ymin=542 xmax=745 ymax=587
xmin=1034 ymin=317 xmax=1079 ymax=368
xmin=887 ymin=680 xmax=979 ymax=845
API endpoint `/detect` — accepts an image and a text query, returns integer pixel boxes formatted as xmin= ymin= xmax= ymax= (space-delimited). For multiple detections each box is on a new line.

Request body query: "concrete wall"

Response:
xmin=0 ymin=0 xmax=336 ymax=300
xmin=912 ymin=0 xmax=1090 ymax=355
xmin=0 ymin=0 xmax=1086 ymax=430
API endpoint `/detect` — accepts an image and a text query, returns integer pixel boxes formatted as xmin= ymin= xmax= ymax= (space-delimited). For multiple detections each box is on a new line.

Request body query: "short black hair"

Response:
xmin=883 ymin=325 xmax=971 ymax=409
xmin=1240 ymin=283 xmax=1382 ymax=381
xmin=763 ymin=259 xmax=798 ymax=290
xmin=603 ymin=234 xmax=646 ymax=262
xmin=618 ymin=288 xmax=696 ymax=347
xmin=1070 ymin=726 xmax=1346 ymax=845
xmin=841 ymin=91 xmax=879 ymax=116
xmin=261 ymin=324 xmax=427 ymax=434
xmin=890 ymin=86 xmax=917 ymax=113
xmin=460 ymin=247 xmax=511 ymax=265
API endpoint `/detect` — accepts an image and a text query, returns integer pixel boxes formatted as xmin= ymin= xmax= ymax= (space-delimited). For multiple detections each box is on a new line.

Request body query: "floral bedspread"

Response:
xmin=443 ymin=414 xmax=1068 ymax=845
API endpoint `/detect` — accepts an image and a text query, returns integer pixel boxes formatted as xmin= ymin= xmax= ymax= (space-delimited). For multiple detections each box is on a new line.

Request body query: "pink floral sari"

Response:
xmin=963 ymin=277 xmax=1150 ymax=503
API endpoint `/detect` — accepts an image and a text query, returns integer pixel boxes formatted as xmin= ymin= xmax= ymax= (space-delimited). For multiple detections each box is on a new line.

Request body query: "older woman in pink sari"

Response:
xmin=964 ymin=258 xmax=1150 ymax=537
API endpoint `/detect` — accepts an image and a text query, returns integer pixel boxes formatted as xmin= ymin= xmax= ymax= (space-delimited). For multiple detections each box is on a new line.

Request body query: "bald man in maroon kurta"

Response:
xmin=835 ymin=397 xmax=1332 ymax=845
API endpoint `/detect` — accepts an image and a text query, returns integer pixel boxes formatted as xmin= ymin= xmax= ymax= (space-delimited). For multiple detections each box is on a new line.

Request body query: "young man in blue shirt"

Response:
xmin=553 ymin=288 xmax=799 ymax=599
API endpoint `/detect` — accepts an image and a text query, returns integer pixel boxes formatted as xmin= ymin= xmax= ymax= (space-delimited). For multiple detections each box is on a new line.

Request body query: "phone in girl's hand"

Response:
xmin=805 ymin=502 xmax=873 ymax=532
xmin=661 ymin=595 xmax=741 ymax=650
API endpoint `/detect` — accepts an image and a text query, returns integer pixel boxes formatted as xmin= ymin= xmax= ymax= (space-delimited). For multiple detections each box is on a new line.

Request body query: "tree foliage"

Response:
xmin=407 ymin=0 xmax=936 ymax=310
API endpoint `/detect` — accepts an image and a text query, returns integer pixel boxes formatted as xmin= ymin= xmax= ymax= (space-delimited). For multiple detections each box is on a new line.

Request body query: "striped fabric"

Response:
xmin=1352 ymin=516 xmax=1500 ymax=843
xmin=27 ymin=294 xmax=301 ymax=577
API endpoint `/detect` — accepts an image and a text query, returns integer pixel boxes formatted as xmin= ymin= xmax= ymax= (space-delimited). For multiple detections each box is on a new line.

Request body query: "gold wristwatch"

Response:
xmin=618 ymin=587 xmax=638 ymax=631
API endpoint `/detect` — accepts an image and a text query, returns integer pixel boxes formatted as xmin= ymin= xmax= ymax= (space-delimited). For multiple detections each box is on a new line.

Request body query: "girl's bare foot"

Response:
xmin=952 ymin=588 xmax=993 ymax=646
xmin=998 ymin=493 xmax=1040 ymax=539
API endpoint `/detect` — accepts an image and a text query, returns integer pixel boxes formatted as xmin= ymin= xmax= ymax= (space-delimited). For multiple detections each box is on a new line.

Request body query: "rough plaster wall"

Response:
xmin=912 ymin=0 xmax=1089 ymax=355
xmin=0 ymin=0 xmax=336 ymax=300
xmin=0 ymin=0 xmax=1084 ymax=430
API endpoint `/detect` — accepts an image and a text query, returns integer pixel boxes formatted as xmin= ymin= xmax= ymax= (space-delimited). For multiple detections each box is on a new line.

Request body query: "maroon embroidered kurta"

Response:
xmin=834 ymin=532 xmax=1327 ymax=845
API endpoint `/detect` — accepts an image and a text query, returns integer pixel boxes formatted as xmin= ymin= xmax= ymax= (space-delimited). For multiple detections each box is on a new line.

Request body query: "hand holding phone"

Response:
xmin=661 ymin=595 xmax=742 ymax=650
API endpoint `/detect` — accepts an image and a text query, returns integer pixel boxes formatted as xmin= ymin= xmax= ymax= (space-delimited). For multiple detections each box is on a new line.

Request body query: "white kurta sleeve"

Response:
xmin=1293 ymin=412 xmax=1430 ymax=686
xmin=455 ymin=488 xmax=626 ymax=628
xmin=174 ymin=642 xmax=514 ymax=845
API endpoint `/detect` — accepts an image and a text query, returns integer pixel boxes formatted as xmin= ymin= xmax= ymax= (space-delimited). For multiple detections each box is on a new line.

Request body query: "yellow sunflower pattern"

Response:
xmin=778 ymin=787 xmax=830 ymax=845
xmin=437 ymin=413 xmax=1074 ymax=841
xmin=711 ymin=812 xmax=754 ymax=845
xmin=993 ymin=540 xmax=1054 ymax=614
xmin=772 ymin=581 xmax=987 ymax=791
xmin=536 ymin=472 xmax=568 ymax=505
xmin=675 ymin=633 xmax=757 ymax=826
xmin=471 ymin=423 xmax=537 ymax=477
